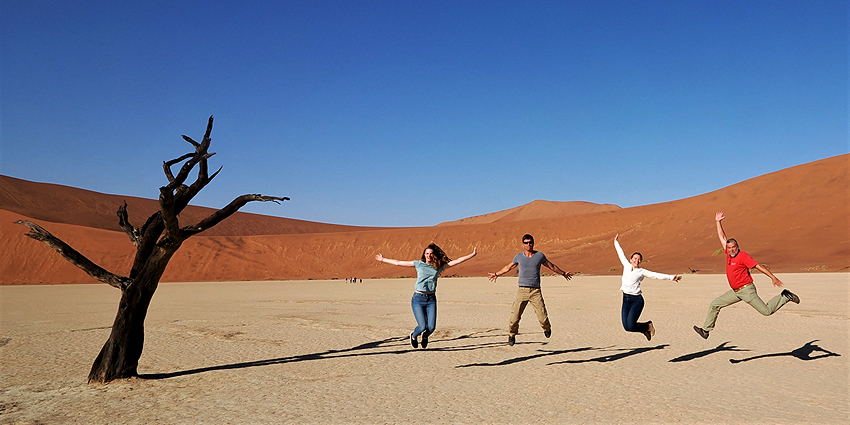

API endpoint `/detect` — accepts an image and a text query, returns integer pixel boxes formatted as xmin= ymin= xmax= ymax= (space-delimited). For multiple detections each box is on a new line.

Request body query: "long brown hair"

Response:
xmin=421 ymin=243 xmax=451 ymax=269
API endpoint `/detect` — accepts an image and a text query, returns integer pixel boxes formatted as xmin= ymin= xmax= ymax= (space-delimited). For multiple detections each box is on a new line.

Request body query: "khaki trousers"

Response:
xmin=702 ymin=284 xmax=789 ymax=332
xmin=508 ymin=287 xmax=550 ymax=336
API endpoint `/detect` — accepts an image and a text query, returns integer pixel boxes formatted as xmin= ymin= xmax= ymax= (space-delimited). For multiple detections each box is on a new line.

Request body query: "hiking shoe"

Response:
xmin=781 ymin=289 xmax=800 ymax=304
xmin=421 ymin=333 xmax=429 ymax=349
xmin=644 ymin=321 xmax=655 ymax=341
xmin=544 ymin=329 xmax=551 ymax=338
xmin=693 ymin=325 xmax=709 ymax=339
xmin=409 ymin=332 xmax=418 ymax=348
xmin=508 ymin=335 xmax=516 ymax=346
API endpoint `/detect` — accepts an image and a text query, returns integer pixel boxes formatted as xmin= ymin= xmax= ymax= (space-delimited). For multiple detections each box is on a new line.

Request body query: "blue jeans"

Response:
xmin=621 ymin=293 xmax=649 ymax=333
xmin=411 ymin=292 xmax=437 ymax=338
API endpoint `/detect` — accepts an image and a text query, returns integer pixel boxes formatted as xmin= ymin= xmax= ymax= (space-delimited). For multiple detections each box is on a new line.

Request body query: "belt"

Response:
xmin=734 ymin=283 xmax=753 ymax=292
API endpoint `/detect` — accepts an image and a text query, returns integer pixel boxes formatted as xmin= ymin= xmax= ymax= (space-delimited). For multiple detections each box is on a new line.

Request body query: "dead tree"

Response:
xmin=16 ymin=116 xmax=288 ymax=383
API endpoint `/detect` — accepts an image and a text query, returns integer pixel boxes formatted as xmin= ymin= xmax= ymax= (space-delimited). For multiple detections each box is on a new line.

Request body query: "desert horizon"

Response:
xmin=1 ymin=153 xmax=848 ymax=285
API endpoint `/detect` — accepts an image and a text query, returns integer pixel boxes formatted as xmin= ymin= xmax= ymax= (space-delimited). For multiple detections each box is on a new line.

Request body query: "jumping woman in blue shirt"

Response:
xmin=375 ymin=244 xmax=476 ymax=348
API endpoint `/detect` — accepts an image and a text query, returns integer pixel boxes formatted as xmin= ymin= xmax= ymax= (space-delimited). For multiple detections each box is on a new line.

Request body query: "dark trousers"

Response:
xmin=621 ymin=293 xmax=649 ymax=333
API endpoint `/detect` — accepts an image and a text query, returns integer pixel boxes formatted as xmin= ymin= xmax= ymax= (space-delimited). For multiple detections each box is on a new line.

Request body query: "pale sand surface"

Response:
xmin=1 ymin=274 xmax=847 ymax=424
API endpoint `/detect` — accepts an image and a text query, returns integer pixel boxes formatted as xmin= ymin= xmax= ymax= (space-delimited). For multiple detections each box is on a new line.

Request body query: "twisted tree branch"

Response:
xmin=117 ymin=202 xmax=140 ymax=247
xmin=164 ymin=117 xmax=215 ymax=193
xmin=163 ymin=153 xmax=194 ymax=183
xmin=181 ymin=194 xmax=290 ymax=237
xmin=158 ymin=186 xmax=181 ymax=242
xmin=15 ymin=220 xmax=131 ymax=290
xmin=181 ymin=134 xmax=200 ymax=149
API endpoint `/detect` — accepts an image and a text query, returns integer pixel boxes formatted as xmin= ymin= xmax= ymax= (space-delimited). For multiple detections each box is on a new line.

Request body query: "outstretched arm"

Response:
xmin=642 ymin=269 xmax=682 ymax=282
xmin=489 ymin=262 xmax=518 ymax=282
xmin=716 ymin=211 xmax=728 ymax=248
xmin=543 ymin=260 xmax=573 ymax=281
xmin=447 ymin=247 xmax=477 ymax=267
xmin=754 ymin=264 xmax=783 ymax=288
xmin=375 ymin=254 xmax=415 ymax=267
xmin=613 ymin=234 xmax=630 ymax=268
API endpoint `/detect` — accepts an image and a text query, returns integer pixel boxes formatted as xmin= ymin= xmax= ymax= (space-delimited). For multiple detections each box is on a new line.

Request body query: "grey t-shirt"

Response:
xmin=513 ymin=251 xmax=547 ymax=288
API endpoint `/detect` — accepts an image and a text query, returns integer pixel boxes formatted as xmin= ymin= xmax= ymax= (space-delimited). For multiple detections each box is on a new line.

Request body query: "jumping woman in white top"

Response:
xmin=614 ymin=234 xmax=681 ymax=341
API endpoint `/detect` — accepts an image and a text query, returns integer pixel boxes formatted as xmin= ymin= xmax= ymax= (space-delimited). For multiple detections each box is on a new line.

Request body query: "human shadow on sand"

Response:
xmin=668 ymin=341 xmax=749 ymax=363
xmin=455 ymin=344 xmax=668 ymax=368
xmin=728 ymin=340 xmax=842 ymax=364
xmin=139 ymin=330 xmax=504 ymax=380
xmin=546 ymin=344 xmax=669 ymax=365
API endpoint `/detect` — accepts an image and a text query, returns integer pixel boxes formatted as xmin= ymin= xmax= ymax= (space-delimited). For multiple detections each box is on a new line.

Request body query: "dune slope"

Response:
xmin=2 ymin=154 xmax=847 ymax=284
xmin=437 ymin=200 xmax=620 ymax=225
xmin=0 ymin=175 xmax=379 ymax=236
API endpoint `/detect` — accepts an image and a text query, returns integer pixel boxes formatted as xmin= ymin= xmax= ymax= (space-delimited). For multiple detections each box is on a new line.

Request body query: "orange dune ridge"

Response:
xmin=0 ymin=175 xmax=382 ymax=236
xmin=437 ymin=200 xmax=621 ymax=225
xmin=1 ymin=154 xmax=848 ymax=284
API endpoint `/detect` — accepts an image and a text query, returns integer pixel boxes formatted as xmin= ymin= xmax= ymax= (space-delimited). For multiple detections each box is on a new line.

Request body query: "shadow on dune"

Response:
xmin=138 ymin=330 xmax=504 ymax=380
xmin=728 ymin=340 xmax=842 ymax=364
xmin=668 ymin=341 xmax=749 ymax=363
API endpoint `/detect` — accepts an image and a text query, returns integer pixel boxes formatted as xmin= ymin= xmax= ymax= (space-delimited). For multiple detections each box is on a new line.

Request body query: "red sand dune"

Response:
xmin=2 ymin=154 xmax=848 ymax=284
xmin=0 ymin=175 xmax=379 ymax=236
xmin=437 ymin=200 xmax=620 ymax=225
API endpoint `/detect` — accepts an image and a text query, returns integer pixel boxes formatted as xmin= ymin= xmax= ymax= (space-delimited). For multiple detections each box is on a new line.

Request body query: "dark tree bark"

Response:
xmin=16 ymin=116 xmax=288 ymax=383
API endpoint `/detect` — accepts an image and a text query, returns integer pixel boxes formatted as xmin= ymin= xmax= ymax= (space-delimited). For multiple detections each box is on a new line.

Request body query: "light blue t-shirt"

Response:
xmin=413 ymin=260 xmax=445 ymax=293
xmin=513 ymin=251 xmax=547 ymax=288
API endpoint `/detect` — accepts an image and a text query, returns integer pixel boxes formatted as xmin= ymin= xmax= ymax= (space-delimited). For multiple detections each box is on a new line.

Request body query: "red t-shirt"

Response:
xmin=726 ymin=249 xmax=758 ymax=289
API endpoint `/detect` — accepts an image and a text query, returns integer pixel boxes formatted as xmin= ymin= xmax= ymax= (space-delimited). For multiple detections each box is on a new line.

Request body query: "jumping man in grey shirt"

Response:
xmin=489 ymin=234 xmax=573 ymax=346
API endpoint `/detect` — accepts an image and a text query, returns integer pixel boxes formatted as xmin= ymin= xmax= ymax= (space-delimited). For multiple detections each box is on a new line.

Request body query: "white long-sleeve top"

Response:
xmin=615 ymin=240 xmax=676 ymax=295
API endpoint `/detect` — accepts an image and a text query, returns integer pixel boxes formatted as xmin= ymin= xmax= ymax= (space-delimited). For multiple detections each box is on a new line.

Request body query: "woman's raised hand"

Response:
xmin=375 ymin=254 xmax=383 ymax=262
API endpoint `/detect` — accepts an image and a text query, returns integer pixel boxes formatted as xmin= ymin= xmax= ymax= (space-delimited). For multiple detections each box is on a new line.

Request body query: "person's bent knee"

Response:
xmin=709 ymin=303 xmax=725 ymax=312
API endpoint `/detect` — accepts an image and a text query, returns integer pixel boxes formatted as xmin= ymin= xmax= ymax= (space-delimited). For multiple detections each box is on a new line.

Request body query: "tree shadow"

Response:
xmin=138 ymin=330 xmax=504 ymax=380
xmin=547 ymin=344 xmax=669 ymax=365
xmin=729 ymin=340 xmax=842 ymax=364
xmin=668 ymin=341 xmax=749 ymax=363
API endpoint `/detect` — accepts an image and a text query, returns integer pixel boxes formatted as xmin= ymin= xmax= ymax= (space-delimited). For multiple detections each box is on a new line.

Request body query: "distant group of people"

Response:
xmin=345 ymin=277 xmax=362 ymax=283
xmin=375 ymin=212 xmax=800 ymax=348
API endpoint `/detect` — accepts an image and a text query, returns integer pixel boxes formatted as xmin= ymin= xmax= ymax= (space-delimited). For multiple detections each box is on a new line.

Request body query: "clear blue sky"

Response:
xmin=1 ymin=1 xmax=847 ymax=227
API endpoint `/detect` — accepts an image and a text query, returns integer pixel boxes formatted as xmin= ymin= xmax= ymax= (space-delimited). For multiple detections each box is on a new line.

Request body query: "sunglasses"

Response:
xmin=523 ymin=241 xmax=534 ymax=245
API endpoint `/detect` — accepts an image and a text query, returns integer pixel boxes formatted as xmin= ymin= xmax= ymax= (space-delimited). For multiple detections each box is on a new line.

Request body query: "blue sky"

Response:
xmin=1 ymin=1 xmax=847 ymax=227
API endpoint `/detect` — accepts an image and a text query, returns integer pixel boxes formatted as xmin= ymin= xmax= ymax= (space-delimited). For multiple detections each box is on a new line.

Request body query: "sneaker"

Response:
xmin=544 ymin=329 xmax=551 ymax=338
xmin=693 ymin=325 xmax=709 ymax=339
xmin=781 ymin=289 xmax=800 ymax=304
xmin=409 ymin=332 xmax=418 ymax=348
xmin=421 ymin=333 xmax=429 ymax=349
xmin=508 ymin=335 xmax=516 ymax=346
xmin=644 ymin=321 xmax=655 ymax=341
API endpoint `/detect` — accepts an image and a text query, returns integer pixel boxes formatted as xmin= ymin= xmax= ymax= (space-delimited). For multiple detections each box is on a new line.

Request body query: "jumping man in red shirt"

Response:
xmin=693 ymin=212 xmax=800 ymax=339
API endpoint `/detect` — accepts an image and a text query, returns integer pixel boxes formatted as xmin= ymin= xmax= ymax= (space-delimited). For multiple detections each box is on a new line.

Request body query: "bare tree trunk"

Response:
xmin=88 ymin=247 xmax=176 ymax=383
